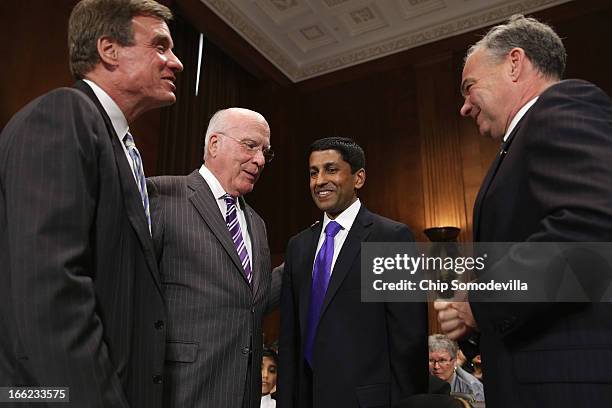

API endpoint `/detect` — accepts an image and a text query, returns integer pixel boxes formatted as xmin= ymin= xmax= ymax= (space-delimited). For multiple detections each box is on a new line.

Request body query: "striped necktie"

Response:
xmin=224 ymin=194 xmax=252 ymax=283
xmin=123 ymin=131 xmax=151 ymax=233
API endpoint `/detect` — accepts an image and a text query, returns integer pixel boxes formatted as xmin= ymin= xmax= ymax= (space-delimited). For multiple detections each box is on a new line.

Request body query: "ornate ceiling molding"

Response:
xmin=201 ymin=0 xmax=572 ymax=82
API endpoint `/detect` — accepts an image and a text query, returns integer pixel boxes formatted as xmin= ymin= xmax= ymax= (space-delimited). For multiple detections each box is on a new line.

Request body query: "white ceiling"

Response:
xmin=201 ymin=0 xmax=573 ymax=82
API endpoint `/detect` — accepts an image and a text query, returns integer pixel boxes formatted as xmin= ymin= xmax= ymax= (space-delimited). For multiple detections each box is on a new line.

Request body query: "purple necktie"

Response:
xmin=304 ymin=220 xmax=342 ymax=366
xmin=224 ymin=194 xmax=252 ymax=283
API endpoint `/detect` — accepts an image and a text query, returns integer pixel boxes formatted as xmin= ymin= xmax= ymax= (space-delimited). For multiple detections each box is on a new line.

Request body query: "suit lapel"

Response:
xmin=242 ymin=199 xmax=261 ymax=296
xmin=186 ymin=170 xmax=250 ymax=287
xmin=320 ymin=206 xmax=372 ymax=316
xmin=298 ymin=221 xmax=323 ymax=339
xmin=473 ymin=124 xmax=521 ymax=241
xmin=73 ymin=80 xmax=162 ymax=294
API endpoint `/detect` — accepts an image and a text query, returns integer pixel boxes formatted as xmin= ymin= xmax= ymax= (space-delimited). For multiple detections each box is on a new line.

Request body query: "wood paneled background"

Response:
xmin=3 ymin=0 xmax=612 ymax=341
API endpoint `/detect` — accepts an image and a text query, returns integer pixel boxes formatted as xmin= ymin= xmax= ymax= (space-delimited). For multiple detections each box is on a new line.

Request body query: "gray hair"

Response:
xmin=466 ymin=14 xmax=566 ymax=80
xmin=203 ymin=108 xmax=269 ymax=160
xmin=428 ymin=334 xmax=458 ymax=359
xmin=68 ymin=0 xmax=173 ymax=79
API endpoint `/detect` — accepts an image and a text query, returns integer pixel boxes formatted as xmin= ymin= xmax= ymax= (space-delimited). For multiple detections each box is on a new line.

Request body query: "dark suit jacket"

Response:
xmin=470 ymin=79 xmax=612 ymax=407
xmin=278 ymin=205 xmax=428 ymax=408
xmin=147 ymin=171 xmax=278 ymax=408
xmin=0 ymin=81 xmax=166 ymax=407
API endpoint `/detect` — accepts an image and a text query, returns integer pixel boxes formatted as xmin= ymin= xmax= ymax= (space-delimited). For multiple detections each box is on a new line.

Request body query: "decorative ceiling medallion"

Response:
xmin=340 ymin=4 xmax=388 ymax=37
xmin=254 ymin=0 xmax=311 ymax=24
xmin=397 ymin=0 xmax=447 ymax=20
xmin=322 ymin=0 xmax=352 ymax=7
xmin=288 ymin=24 xmax=338 ymax=53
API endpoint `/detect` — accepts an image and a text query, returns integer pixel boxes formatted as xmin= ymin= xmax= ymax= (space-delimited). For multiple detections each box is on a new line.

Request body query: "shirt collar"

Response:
xmin=503 ymin=96 xmax=539 ymax=142
xmin=199 ymin=164 xmax=244 ymax=211
xmin=199 ymin=164 xmax=229 ymax=199
xmin=322 ymin=198 xmax=361 ymax=233
xmin=82 ymin=79 xmax=128 ymax=138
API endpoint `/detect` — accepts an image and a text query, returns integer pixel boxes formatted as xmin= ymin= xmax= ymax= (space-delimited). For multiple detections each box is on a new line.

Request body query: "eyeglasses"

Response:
xmin=428 ymin=358 xmax=453 ymax=367
xmin=217 ymin=132 xmax=274 ymax=163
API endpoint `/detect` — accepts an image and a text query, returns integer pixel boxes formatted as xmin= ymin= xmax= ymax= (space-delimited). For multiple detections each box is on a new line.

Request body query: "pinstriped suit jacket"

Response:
xmin=147 ymin=170 xmax=276 ymax=408
xmin=0 ymin=81 xmax=166 ymax=407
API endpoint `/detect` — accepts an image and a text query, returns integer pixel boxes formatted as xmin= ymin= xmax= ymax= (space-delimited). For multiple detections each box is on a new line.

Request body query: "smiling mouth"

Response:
xmin=315 ymin=190 xmax=333 ymax=198
xmin=162 ymin=78 xmax=176 ymax=90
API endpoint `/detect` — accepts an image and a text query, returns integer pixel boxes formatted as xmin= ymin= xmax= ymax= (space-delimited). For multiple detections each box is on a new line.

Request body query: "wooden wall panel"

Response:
xmin=415 ymin=54 xmax=470 ymax=242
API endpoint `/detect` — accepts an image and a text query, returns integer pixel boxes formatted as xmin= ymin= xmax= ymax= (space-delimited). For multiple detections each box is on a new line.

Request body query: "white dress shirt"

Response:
xmin=314 ymin=199 xmax=361 ymax=275
xmin=199 ymin=164 xmax=253 ymax=266
xmin=260 ymin=394 xmax=276 ymax=408
xmin=82 ymin=79 xmax=137 ymax=179
xmin=503 ymin=96 xmax=539 ymax=142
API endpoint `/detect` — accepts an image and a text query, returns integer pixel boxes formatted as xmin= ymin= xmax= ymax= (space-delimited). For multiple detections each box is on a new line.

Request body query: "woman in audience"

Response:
xmin=428 ymin=334 xmax=484 ymax=402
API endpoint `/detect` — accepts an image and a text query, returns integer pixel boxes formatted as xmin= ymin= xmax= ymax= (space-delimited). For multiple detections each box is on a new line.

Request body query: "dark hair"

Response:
xmin=68 ymin=0 xmax=173 ymax=79
xmin=309 ymin=137 xmax=365 ymax=174
xmin=263 ymin=348 xmax=278 ymax=365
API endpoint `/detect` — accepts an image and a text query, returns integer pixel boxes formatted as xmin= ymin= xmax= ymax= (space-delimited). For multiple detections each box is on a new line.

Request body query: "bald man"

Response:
xmin=147 ymin=108 xmax=281 ymax=408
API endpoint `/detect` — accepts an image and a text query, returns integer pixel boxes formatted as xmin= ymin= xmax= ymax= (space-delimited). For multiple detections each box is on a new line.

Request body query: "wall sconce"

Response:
xmin=423 ymin=227 xmax=461 ymax=299
xmin=423 ymin=226 xmax=460 ymax=242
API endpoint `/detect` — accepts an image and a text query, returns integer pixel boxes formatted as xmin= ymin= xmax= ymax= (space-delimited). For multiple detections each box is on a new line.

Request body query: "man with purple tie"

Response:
xmin=278 ymin=137 xmax=428 ymax=408
xmin=147 ymin=108 xmax=280 ymax=408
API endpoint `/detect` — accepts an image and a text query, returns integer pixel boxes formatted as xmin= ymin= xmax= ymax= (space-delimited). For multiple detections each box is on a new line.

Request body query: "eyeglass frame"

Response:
xmin=216 ymin=131 xmax=274 ymax=163
xmin=428 ymin=358 xmax=455 ymax=367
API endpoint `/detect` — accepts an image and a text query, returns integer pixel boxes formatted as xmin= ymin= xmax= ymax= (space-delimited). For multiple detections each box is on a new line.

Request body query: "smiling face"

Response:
xmin=459 ymin=47 xmax=514 ymax=140
xmin=206 ymin=110 xmax=271 ymax=196
xmin=261 ymin=356 xmax=277 ymax=396
xmin=309 ymin=149 xmax=365 ymax=219
xmin=115 ymin=15 xmax=183 ymax=112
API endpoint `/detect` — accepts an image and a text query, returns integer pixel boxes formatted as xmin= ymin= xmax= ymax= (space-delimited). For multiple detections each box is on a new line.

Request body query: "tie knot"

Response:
xmin=324 ymin=221 xmax=342 ymax=238
xmin=123 ymin=131 xmax=135 ymax=148
xmin=223 ymin=194 xmax=237 ymax=207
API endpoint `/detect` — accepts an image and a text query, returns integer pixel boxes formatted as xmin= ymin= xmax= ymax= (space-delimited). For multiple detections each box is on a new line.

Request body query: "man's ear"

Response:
xmin=508 ymin=47 xmax=526 ymax=82
xmin=97 ymin=37 xmax=119 ymax=67
xmin=207 ymin=134 xmax=220 ymax=159
xmin=354 ymin=168 xmax=366 ymax=190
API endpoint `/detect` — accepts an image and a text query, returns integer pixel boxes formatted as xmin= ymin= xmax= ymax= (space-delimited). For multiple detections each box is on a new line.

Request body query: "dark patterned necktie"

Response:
xmin=123 ymin=132 xmax=151 ymax=234
xmin=304 ymin=220 xmax=342 ymax=366
xmin=224 ymin=194 xmax=252 ymax=283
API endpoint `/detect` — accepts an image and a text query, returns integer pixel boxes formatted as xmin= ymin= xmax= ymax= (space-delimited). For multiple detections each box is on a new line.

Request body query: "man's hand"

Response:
xmin=433 ymin=295 xmax=478 ymax=340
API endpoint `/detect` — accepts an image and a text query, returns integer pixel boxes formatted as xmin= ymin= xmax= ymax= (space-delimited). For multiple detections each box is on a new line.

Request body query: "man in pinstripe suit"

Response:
xmin=147 ymin=108 xmax=280 ymax=408
xmin=0 ymin=0 xmax=183 ymax=406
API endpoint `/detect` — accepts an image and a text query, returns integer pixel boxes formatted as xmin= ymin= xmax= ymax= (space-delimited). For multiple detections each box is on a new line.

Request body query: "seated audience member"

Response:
xmin=471 ymin=355 xmax=483 ymax=381
xmin=261 ymin=349 xmax=278 ymax=408
xmin=456 ymin=348 xmax=480 ymax=379
xmin=429 ymin=334 xmax=484 ymax=402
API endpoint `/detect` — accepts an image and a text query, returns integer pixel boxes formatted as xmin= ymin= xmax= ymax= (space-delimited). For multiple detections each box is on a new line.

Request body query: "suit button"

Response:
xmin=154 ymin=320 xmax=164 ymax=330
xmin=251 ymin=308 xmax=255 ymax=314
xmin=153 ymin=374 xmax=163 ymax=384
xmin=241 ymin=347 xmax=251 ymax=355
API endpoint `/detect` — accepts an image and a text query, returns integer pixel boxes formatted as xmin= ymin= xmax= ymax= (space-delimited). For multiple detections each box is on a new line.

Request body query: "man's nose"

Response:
xmin=252 ymin=149 xmax=266 ymax=167
xmin=314 ymin=173 xmax=329 ymax=186
xmin=169 ymin=50 xmax=184 ymax=73
xmin=460 ymin=97 xmax=472 ymax=117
